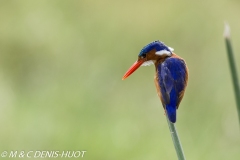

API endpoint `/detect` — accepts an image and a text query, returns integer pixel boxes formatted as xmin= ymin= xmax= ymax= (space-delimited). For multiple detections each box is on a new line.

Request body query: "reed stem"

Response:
xmin=166 ymin=115 xmax=186 ymax=160
xmin=224 ymin=23 xmax=240 ymax=124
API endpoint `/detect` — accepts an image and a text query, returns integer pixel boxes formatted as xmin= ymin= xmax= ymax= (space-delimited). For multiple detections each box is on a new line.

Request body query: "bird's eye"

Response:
xmin=140 ymin=54 xmax=146 ymax=59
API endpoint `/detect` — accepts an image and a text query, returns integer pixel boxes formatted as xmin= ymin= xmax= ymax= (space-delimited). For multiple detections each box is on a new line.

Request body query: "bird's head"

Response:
xmin=122 ymin=40 xmax=174 ymax=80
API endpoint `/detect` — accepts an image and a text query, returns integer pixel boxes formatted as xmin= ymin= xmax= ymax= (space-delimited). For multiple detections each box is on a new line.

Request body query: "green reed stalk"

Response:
xmin=224 ymin=23 xmax=240 ymax=124
xmin=166 ymin=114 xmax=186 ymax=160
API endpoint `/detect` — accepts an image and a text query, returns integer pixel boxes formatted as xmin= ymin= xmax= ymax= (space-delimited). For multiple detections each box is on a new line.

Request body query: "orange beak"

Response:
xmin=122 ymin=59 xmax=144 ymax=80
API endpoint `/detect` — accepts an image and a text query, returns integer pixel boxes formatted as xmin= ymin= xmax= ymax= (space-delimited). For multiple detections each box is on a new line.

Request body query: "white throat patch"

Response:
xmin=155 ymin=47 xmax=174 ymax=56
xmin=141 ymin=60 xmax=154 ymax=66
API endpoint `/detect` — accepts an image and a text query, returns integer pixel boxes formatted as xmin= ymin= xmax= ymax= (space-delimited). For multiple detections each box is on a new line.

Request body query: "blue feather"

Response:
xmin=157 ymin=57 xmax=187 ymax=123
xmin=166 ymin=88 xmax=178 ymax=123
xmin=138 ymin=41 xmax=172 ymax=57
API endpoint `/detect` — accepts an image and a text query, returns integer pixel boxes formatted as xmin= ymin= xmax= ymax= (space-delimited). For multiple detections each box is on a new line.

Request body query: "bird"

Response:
xmin=122 ymin=40 xmax=188 ymax=123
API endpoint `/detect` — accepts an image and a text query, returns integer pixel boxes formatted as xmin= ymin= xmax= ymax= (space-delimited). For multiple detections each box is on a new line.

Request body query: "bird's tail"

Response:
xmin=166 ymin=105 xmax=176 ymax=123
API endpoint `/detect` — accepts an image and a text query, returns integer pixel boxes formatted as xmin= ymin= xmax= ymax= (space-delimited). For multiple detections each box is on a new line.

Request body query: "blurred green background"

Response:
xmin=0 ymin=0 xmax=240 ymax=159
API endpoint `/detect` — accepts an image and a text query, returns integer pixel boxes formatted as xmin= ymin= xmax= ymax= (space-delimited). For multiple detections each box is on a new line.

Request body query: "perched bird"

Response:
xmin=122 ymin=41 xmax=188 ymax=123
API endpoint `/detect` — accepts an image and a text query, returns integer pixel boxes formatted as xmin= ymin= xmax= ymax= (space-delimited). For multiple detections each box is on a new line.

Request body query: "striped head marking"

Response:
xmin=139 ymin=40 xmax=174 ymax=66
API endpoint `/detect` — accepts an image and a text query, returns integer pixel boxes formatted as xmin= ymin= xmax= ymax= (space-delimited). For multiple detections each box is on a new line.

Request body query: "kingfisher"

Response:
xmin=122 ymin=41 xmax=188 ymax=123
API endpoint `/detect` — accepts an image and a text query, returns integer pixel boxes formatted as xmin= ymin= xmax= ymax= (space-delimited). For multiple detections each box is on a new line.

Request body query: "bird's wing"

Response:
xmin=157 ymin=65 xmax=173 ymax=106
xmin=157 ymin=57 xmax=187 ymax=108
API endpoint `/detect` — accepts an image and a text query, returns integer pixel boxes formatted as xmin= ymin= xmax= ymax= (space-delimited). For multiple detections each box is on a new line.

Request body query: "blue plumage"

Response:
xmin=139 ymin=41 xmax=172 ymax=57
xmin=122 ymin=41 xmax=188 ymax=123
xmin=157 ymin=57 xmax=187 ymax=123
